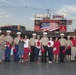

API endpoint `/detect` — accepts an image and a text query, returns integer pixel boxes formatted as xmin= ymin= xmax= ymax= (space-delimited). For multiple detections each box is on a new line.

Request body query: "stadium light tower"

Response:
xmin=46 ymin=9 xmax=51 ymax=19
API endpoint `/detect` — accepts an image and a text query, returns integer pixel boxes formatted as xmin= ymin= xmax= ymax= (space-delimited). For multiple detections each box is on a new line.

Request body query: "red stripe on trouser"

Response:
xmin=23 ymin=48 xmax=28 ymax=60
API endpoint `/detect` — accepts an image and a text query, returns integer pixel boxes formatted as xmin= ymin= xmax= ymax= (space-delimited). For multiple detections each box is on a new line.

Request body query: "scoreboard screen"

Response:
xmin=34 ymin=19 xmax=67 ymax=32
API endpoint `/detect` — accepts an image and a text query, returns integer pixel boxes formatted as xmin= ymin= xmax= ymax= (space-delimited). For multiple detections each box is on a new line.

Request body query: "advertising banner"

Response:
xmin=60 ymin=25 xmax=66 ymax=32
xmin=53 ymin=15 xmax=64 ymax=19
xmin=34 ymin=26 xmax=40 ymax=31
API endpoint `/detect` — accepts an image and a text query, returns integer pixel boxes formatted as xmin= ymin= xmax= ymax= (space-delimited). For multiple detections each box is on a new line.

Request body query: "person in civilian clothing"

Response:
xmin=14 ymin=32 xmax=21 ymax=61
xmin=53 ymin=37 xmax=60 ymax=63
xmin=41 ymin=32 xmax=48 ymax=62
xmin=47 ymin=37 xmax=54 ymax=63
xmin=59 ymin=33 xmax=67 ymax=62
xmin=4 ymin=30 xmax=13 ymax=61
xmin=66 ymin=36 xmax=72 ymax=62
xmin=34 ymin=35 xmax=41 ymax=64
xmin=24 ymin=35 xmax=30 ymax=61
xmin=71 ymin=35 xmax=76 ymax=61
xmin=18 ymin=38 xmax=24 ymax=62
xmin=29 ymin=33 xmax=36 ymax=62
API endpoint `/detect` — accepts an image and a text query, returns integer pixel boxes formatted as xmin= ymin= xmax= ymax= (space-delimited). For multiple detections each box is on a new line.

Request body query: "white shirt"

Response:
xmin=24 ymin=39 xmax=29 ymax=48
xmin=47 ymin=40 xmax=54 ymax=47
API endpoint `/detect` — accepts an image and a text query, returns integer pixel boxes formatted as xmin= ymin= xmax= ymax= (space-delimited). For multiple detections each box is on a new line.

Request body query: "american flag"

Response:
xmin=40 ymin=22 xmax=59 ymax=31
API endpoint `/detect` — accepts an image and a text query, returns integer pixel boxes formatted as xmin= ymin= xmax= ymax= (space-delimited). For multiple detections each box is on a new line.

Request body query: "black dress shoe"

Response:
xmin=41 ymin=61 xmax=43 ymax=62
xmin=60 ymin=60 xmax=64 ymax=62
xmin=8 ymin=60 xmax=10 ymax=61
xmin=14 ymin=59 xmax=17 ymax=61
xmin=71 ymin=60 xmax=75 ymax=62
xmin=5 ymin=60 xmax=7 ymax=61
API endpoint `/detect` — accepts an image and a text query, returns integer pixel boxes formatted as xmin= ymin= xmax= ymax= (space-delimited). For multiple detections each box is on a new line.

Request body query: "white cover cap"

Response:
xmin=60 ymin=33 xmax=64 ymax=36
xmin=6 ymin=30 xmax=11 ymax=33
xmin=43 ymin=32 xmax=47 ymax=35
xmin=16 ymin=32 xmax=21 ymax=35
xmin=32 ymin=33 xmax=36 ymax=36
xmin=67 ymin=36 xmax=70 ymax=37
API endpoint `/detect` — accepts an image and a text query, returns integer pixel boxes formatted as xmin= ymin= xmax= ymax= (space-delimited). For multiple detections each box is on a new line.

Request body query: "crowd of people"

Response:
xmin=0 ymin=30 xmax=76 ymax=64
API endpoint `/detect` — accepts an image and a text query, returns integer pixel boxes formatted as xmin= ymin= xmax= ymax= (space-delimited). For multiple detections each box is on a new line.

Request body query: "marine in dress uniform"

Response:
xmin=14 ymin=32 xmax=21 ymax=61
xmin=4 ymin=30 xmax=13 ymax=61
xmin=41 ymin=32 xmax=48 ymax=62
xmin=59 ymin=33 xmax=67 ymax=62
xmin=71 ymin=35 xmax=76 ymax=61
xmin=29 ymin=33 xmax=36 ymax=62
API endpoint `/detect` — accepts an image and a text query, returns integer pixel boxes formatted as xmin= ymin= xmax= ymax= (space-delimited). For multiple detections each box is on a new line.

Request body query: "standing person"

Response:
xmin=47 ymin=37 xmax=54 ymax=63
xmin=53 ymin=37 xmax=60 ymax=63
xmin=29 ymin=33 xmax=36 ymax=62
xmin=4 ymin=30 xmax=13 ymax=61
xmin=66 ymin=36 xmax=72 ymax=62
xmin=34 ymin=35 xmax=41 ymax=64
xmin=14 ymin=32 xmax=21 ymax=61
xmin=18 ymin=38 xmax=24 ymax=62
xmin=71 ymin=35 xmax=76 ymax=61
xmin=41 ymin=32 xmax=48 ymax=62
xmin=24 ymin=35 xmax=30 ymax=61
xmin=0 ymin=30 xmax=1 ymax=33
xmin=0 ymin=34 xmax=6 ymax=63
xmin=59 ymin=33 xmax=67 ymax=62
xmin=0 ymin=30 xmax=2 ymax=39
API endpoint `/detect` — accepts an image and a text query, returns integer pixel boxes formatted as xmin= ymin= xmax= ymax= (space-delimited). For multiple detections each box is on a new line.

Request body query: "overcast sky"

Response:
xmin=0 ymin=0 xmax=76 ymax=32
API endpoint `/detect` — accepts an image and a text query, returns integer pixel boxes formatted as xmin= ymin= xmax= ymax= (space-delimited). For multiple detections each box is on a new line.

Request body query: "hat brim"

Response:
xmin=60 ymin=34 xmax=64 ymax=36
xmin=32 ymin=33 xmax=36 ymax=35
xmin=32 ymin=34 xmax=36 ymax=36
xmin=6 ymin=30 xmax=11 ymax=33
xmin=16 ymin=32 xmax=21 ymax=35
xmin=43 ymin=33 xmax=47 ymax=35
xmin=67 ymin=36 xmax=70 ymax=37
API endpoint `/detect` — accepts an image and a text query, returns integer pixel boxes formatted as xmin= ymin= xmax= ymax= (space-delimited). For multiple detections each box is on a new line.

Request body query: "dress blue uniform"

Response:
xmin=14 ymin=32 xmax=21 ymax=61
xmin=4 ymin=30 xmax=13 ymax=61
